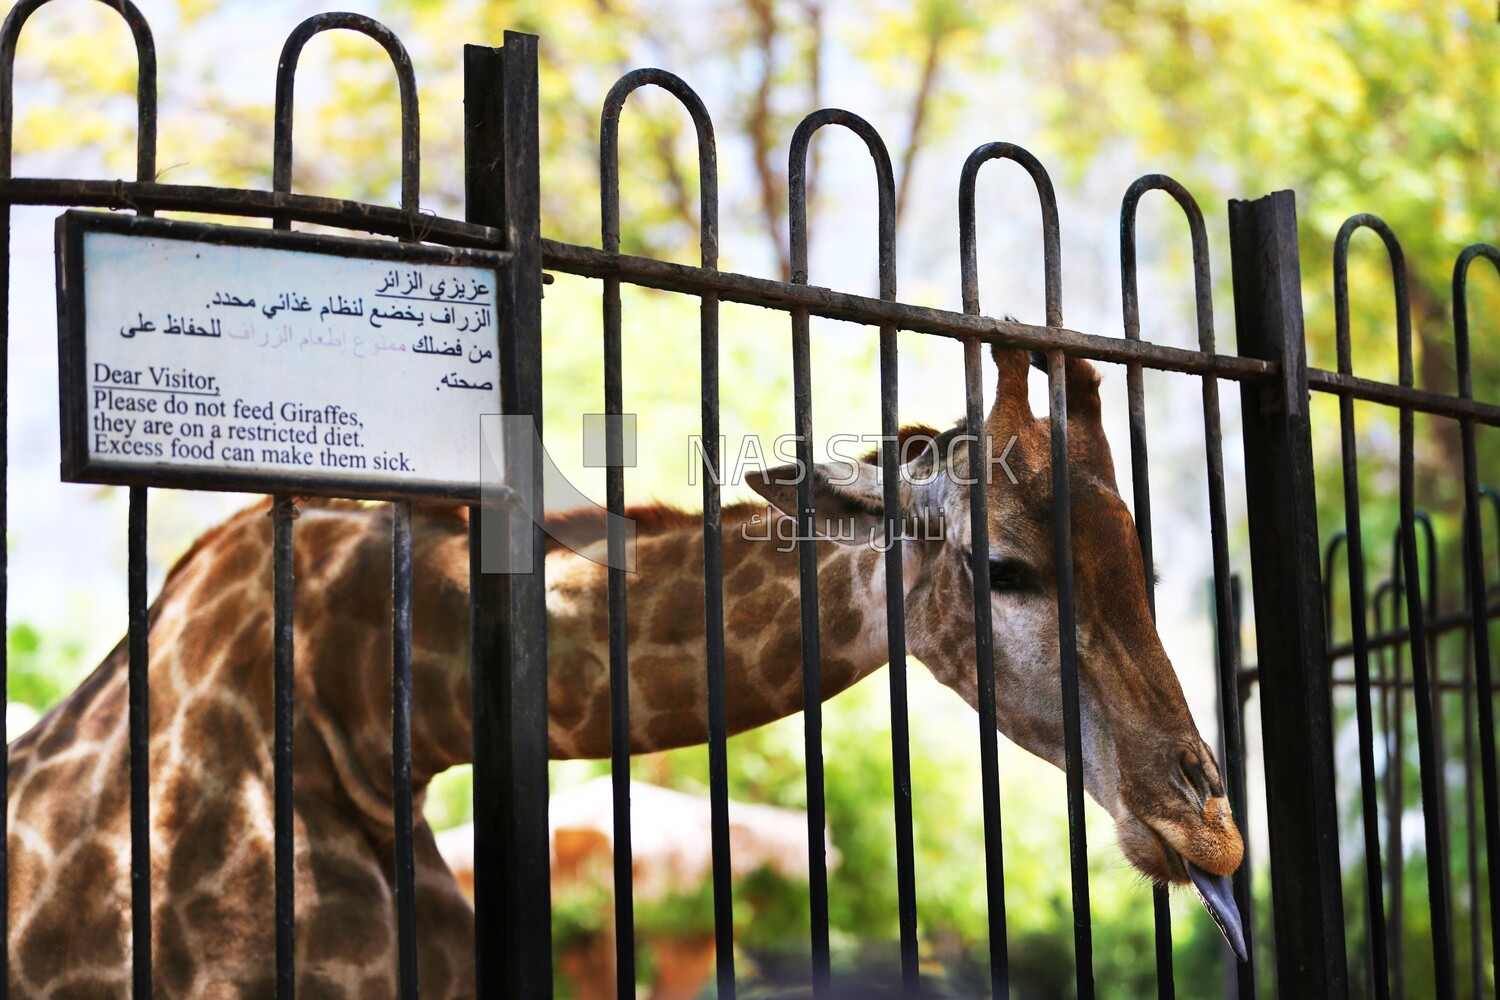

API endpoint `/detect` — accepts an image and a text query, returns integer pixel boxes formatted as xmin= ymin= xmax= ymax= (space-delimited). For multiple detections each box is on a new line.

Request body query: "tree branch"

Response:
xmin=651 ymin=118 xmax=697 ymax=238
xmin=801 ymin=0 xmax=824 ymax=222
xmin=895 ymin=27 xmax=946 ymax=228
xmin=747 ymin=0 xmax=791 ymax=280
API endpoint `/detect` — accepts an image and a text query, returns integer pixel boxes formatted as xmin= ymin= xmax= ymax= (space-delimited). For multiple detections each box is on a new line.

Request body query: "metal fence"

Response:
xmin=1 ymin=4 xmax=1498 ymax=1000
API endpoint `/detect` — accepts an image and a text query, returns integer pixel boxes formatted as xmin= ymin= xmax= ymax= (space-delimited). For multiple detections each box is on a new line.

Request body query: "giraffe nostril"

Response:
xmin=1180 ymin=752 xmax=1212 ymax=804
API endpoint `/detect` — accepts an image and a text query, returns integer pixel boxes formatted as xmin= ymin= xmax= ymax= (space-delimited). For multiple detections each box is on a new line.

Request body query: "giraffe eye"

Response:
xmin=988 ymin=557 xmax=1035 ymax=594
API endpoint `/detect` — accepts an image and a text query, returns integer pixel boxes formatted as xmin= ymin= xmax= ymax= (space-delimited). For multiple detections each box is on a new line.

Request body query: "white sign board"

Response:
xmin=57 ymin=212 xmax=508 ymax=503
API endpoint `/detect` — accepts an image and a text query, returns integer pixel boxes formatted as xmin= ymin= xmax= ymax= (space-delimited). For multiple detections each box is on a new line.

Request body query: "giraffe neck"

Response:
xmin=19 ymin=497 xmax=898 ymax=822
xmin=12 ymin=499 xmax=897 ymax=830
xmin=543 ymin=502 xmax=894 ymax=758
xmin=307 ymin=499 xmax=899 ymax=773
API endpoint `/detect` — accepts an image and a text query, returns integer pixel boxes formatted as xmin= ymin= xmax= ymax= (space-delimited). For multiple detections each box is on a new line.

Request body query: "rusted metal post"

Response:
xmin=464 ymin=32 xmax=552 ymax=1000
xmin=1229 ymin=189 xmax=1348 ymax=1000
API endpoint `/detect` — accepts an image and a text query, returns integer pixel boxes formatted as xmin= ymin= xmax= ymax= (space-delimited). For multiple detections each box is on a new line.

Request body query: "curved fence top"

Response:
xmin=273 ymin=12 xmax=420 ymax=214
xmin=0 ymin=0 xmax=157 ymax=181
xmin=599 ymin=68 xmax=718 ymax=268
xmin=787 ymin=108 xmax=895 ymax=299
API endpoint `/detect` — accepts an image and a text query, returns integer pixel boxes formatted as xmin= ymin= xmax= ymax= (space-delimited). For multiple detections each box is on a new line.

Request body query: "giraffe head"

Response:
xmin=749 ymin=345 xmax=1246 ymax=959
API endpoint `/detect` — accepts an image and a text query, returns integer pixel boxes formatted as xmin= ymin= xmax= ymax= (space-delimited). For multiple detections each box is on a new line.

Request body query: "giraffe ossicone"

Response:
xmin=7 ymin=345 xmax=1242 ymax=994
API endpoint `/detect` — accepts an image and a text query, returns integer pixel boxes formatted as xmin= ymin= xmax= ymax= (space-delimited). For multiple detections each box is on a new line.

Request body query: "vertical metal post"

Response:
xmin=960 ymin=340 xmax=1010 ymax=999
xmin=269 ymin=494 xmax=297 ymax=999
xmin=1212 ymin=573 xmax=1254 ymax=1000
xmin=1375 ymin=577 xmax=1408 ymax=1000
xmin=957 ymin=145 xmax=1025 ymax=999
xmin=273 ymin=19 xmax=424 ymax=994
xmin=789 ymin=299 xmax=832 ymax=994
xmin=1228 ymin=189 xmax=1349 ymax=1000
xmin=1122 ymin=174 xmax=1254 ymax=999
xmin=1452 ymin=243 xmax=1500 ymax=991
xmin=1330 ymin=215 xmax=1399 ymax=1000
xmin=126 ymin=487 xmax=150 ymax=998
xmin=599 ymin=78 xmax=638 ymax=994
xmin=787 ymin=107 xmax=913 ymax=989
xmin=598 ymin=67 xmax=729 ymax=996
xmin=1046 ymin=349 xmax=1093 ymax=1000
xmin=1119 ymin=187 xmax=1175 ymax=998
xmin=0 ymin=5 xmax=160 ymax=994
xmin=464 ymin=33 xmax=551 ymax=1000
xmin=391 ymin=501 xmax=418 ymax=999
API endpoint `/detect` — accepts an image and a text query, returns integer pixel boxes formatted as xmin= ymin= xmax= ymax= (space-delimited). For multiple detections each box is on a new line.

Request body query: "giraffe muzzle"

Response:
xmin=1186 ymin=861 xmax=1248 ymax=963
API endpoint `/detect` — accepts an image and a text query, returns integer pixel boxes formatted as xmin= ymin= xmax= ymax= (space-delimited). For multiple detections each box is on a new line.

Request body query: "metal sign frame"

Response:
xmin=56 ymin=209 xmax=511 ymax=504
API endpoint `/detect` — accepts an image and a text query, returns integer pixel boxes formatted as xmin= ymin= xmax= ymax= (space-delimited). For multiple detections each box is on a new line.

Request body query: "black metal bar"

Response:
xmin=1323 ymin=532 xmax=1347 ymax=656
xmin=0 ymin=0 xmax=157 ymax=183
xmin=1211 ymin=573 xmax=1256 ymax=999
xmin=957 ymin=144 xmax=1012 ymax=999
xmin=1228 ymin=189 xmax=1349 ymax=1000
xmin=1375 ymin=576 xmax=1407 ymax=998
xmin=1332 ymin=670 xmax=1498 ymax=694
xmin=1117 ymin=177 xmax=1174 ymax=998
xmin=1228 ymin=573 xmax=1255 ymax=975
xmin=1453 ymin=243 xmax=1500 ymax=988
xmin=963 ymin=340 xmax=1010 ymax=999
xmin=270 ymin=495 xmax=297 ymax=998
xmin=0 ymin=177 xmax=501 ymax=246
xmin=1047 ymin=348 xmax=1093 ymax=1000
xmin=273 ymin=12 xmax=419 ymax=216
xmin=973 ymin=143 xmax=1092 ymax=993
xmin=1322 ymin=599 xmax=1500 ymax=660
xmin=1305 ymin=368 xmax=1500 ymax=426
xmin=789 ymin=294 xmax=830 ymax=994
xmin=539 ymin=239 xmax=1287 ymax=386
xmin=1484 ymin=486 xmax=1500 ymax=584
xmin=1378 ymin=222 xmax=1457 ymax=999
xmin=593 ymin=68 xmax=733 ymax=998
xmin=391 ymin=501 xmax=418 ymax=997
xmin=964 ymin=139 xmax=1091 ymax=996
xmin=0 ymin=6 xmax=158 ymax=995
xmin=272 ymin=16 xmax=424 ymax=994
xmin=598 ymin=73 xmax=638 ymax=996
xmin=1410 ymin=513 xmax=1449 ymax=901
xmin=1125 ymin=173 xmax=1264 ymax=997
xmin=781 ymin=107 xmax=917 ymax=988
xmin=962 ymin=140 xmax=1085 ymax=997
xmin=871 ymin=139 xmax=919 ymax=995
xmin=1459 ymin=591 xmax=1482 ymax=1000
xmin=1330 ymin=214 xmax=1396 ymax=1000
xmin=463 ymin=34 xmax=551 ymax=1000
xmin=786 ymin=108 xmax=876 ymax=996
xmin=126 ymin=485 xmax=150 ymax=997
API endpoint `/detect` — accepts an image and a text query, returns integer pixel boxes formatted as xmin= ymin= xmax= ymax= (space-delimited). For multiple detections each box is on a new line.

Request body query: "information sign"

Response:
xmin=56 ymin=211 xmax=509 ymax=502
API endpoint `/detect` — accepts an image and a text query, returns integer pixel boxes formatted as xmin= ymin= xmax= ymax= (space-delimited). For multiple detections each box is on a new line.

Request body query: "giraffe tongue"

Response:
xmin=1187 ymin=862 xmax=1248 ymax=963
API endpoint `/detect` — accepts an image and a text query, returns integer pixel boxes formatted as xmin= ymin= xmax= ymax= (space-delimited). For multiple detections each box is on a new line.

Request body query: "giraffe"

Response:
xmin=5 ymin=345 xmax=1244 ymax=995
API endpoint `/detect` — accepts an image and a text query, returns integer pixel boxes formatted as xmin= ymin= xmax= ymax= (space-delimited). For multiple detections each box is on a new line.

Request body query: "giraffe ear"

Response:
xmin=985 ymin=345 xmax=1034 ymax=435
xmin=1022 ymin=351 xmax=1117 ymax=492
xmin=748 ymin=461 xmax=908 ymax=546
xmin=1058 ymin=355 xmax=1117 ymax=492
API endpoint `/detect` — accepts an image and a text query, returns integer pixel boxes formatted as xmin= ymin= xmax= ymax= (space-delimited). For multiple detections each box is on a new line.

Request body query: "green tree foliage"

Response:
xmin=1022 ymin=0 xmax=1500 ymax=552
xmin=6 ymin=622 xmax=87 ymax=714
